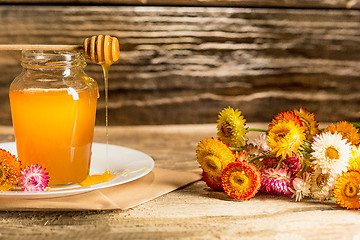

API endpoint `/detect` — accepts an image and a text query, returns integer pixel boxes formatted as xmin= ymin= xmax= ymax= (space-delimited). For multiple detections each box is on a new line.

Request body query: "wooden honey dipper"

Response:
xmin=83 ymin=35 xmax=120 ymax=65
xmin=0 ymin=35 xmax=120 ymax=65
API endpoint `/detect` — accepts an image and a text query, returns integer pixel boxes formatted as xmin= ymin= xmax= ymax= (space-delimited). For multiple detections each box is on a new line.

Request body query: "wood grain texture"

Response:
xmin=0 ymin=6 xmax=360 ymax=125
xmin=0 ymin=124 xmax=360 ymax=240
xmin=1 ymin=0 xmax=360 ymax=9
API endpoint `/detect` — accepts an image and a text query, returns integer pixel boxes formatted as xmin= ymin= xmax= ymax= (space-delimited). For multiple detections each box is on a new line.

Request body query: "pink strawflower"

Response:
xmin=19 ymin=165 xmax=49 ymax=191
xmin=283 ymin=156 xmax=301 ymax=177
xmin=261 ymin=168 xmax=292 ymax=196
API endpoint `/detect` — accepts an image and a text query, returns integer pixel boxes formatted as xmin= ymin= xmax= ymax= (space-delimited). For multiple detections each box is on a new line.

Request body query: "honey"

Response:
xmin=10 ymin=88 xmax=97 ymax=185
xmin=84 ymin=35 xmax=119 ymax=166
xmin=9 ymin=50 xmax=99 ymax=186
xmin=79 ymin=170 xmax=115 ymax=187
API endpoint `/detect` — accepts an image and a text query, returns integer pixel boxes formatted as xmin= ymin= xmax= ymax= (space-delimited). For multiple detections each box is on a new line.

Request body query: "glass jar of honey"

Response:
xmin=9 ymin=50 xmax=99 ymax=186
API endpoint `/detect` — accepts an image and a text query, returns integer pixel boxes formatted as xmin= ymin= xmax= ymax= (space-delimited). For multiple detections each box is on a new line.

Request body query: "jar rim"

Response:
xmin=20 ymin=50 xmax=86 ymax=69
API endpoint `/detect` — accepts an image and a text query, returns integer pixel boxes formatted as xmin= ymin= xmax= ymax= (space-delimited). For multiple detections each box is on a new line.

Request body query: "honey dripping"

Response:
xmin=83 ymin=35 xmax=120 ymax=182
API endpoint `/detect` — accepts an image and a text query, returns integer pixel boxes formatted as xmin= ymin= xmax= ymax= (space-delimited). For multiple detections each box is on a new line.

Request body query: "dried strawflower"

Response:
xmin=294 ymin=107 xmax=320 ymax=141
xmin=283 ymin=155 xmax=302 ymax=177
xmin=268 ymin=110 xmax=303 ymax=132
xmin=310 ymin=167 xmax=336 ymax=201
xmin=19 ymin=165 xmax=49 ymax=191
xmin=196 ymin=138 xmax=236 ymax=178
xmin=221 ymin=161 xmax=261 ymax=200
xmin=251 ymin=134 xmax=270 ymax=152
xmin=324 ymin=121 xmax=360 ymax=146
xmin=348 ymin=146 xmax=360 ymax=171
xmin=261 ymin=168 xmax=292 ymax=196
xmin=0 ymin=149 xmax=22 ymax=191
xmin=234 ymin=150 xmax=249 ymax=162
xmin=311 ymin=132 xmax=352 ymax=175
xmin=202 ymin=171 xmax=223 ymax=190
xmin=333 ymin=170 xmax=360 ymax=210
xmin=290 ymin=172 xmax=311 ymax=202
xmin=217 ymin=107 xmax=247 ymax=148
xmin=267 ymin=121 xmax=306 ymax=159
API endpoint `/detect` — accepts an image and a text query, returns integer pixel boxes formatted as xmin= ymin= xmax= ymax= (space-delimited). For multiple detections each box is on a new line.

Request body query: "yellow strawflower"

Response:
xmin=196 ymin=138 xmax=236 ymax=178
xmin=348 ymin=145 xmax=360 ymax=171
xmin=267 ymin=121 xmax=306 ymax=159
xmin=217 ymin=107 xmax=247 ymax=148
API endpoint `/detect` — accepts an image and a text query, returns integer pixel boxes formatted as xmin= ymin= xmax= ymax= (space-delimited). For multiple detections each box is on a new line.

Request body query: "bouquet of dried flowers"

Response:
xmin=196 ymin=106 xmax=360 ymax=209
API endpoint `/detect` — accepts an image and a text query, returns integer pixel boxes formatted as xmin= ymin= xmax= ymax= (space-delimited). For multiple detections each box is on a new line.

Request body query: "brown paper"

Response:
xmin=0 ymin=168 xmax=201 ymax=211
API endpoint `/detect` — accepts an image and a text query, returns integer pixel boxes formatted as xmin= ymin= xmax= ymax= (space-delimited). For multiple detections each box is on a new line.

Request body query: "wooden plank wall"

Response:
xmin=0 ymin=0 xmax=360 ymax=125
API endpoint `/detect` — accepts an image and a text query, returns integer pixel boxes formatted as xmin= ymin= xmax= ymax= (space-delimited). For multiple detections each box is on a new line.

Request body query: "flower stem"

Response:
xmin=229 ymin=147 xmax=243 ymax=152
xmin=276 ymin=158 xmax=284 ymax=169
xmin=246 ymin=128 xmax=268 ymax=133
xmin=298 ymin=143 xmax=313 ymax=154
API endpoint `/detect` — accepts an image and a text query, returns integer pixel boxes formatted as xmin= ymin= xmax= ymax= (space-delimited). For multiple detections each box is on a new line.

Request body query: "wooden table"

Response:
xmin=0 ymin=123 xmax=359 ymax=239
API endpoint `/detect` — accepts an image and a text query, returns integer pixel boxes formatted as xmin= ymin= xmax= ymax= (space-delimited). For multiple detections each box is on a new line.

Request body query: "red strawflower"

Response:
xmin=221 ymin=161 xmax=261 ymax=200
xmin=202 ymin=171 xmax=223 ymax=190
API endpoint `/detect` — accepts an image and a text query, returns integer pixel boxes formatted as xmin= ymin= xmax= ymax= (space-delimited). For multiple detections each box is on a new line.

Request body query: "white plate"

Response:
xmin=0 ymin=142 xmax=154 ymax=199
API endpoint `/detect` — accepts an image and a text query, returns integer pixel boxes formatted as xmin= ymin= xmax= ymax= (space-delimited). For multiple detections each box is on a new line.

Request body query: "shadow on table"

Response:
xmin=181 ymin=180 xmax=341 ymax=211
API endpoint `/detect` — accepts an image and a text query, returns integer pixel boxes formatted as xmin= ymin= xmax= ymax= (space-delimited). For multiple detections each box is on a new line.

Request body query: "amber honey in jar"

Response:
xmin=9 ymin=50 xmax=99 ymax=186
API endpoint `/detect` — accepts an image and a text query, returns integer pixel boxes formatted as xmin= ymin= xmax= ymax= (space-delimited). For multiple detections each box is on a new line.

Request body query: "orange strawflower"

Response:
xmin=294 ymin=107 xmax=320 ymax=141
xmin=268 ymin=110 xmax=302 ymax=132
xmin=324 ymin=121 xmax=360 ymax=146
xmin=221 ymin=161 xmax=261 ymax=200
xmin=196 ymin=138 xmax=236 ymax=178
xmin=333 ymin=170 xmax=360 ymax=210
xmin=267 ymin=121 xmax=306 ymax=159
xmin=0 ymin=149 xmax=22 ymax=191
xmin=202 ymin=171 xmax=223 ymax=190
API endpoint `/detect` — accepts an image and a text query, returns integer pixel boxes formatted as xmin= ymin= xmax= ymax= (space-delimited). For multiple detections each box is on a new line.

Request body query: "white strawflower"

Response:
xmin=311 ymin=132 xmax=352 ymax=175
xmin=251 ymin=134 xmax=270 ymax=152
